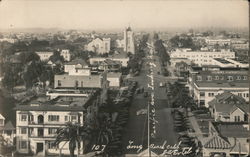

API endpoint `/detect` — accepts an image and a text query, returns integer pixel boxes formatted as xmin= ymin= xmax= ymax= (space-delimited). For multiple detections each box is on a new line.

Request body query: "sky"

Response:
xmin=0 ymin=0 xmax=249 ymax=30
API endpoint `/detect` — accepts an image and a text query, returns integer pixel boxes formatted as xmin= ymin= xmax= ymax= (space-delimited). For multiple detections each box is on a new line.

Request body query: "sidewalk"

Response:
xmin=187 ymin=111 xmax=204 ymax=142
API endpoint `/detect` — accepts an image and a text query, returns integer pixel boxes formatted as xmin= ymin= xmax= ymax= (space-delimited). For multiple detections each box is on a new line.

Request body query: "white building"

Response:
xmin=64 ymin=59 xmax=89 ymax=73
xmin=124 ymin=27 xmax=135 ymax=54
xmin=36 ymin=52 xmax=54 ymax=61
xmin=15 ymin=89 xmax=101 ymax=156
xmin=191 ymin=70 xmax=249 ymax=107
xmin=60 ymin=49 xmax=71 ymax=62
xmin=170 ymin=49 xmax=235 ymax=66
xmin=89 ymin=53 xmax=129 ymax=67
xmin=87 ymin=38 xmax=111 ymax=54
xmin=115 ymin=27 xmax=135 ymax=54
xmin=205 ymin=38 xmax=231 ymax=46
xmin=0 ymin=38 xmax=17 ymax=43
xmin=107 ymin=72 xmax=122 ymax=88
xmin=211 ymin=58 xmax=249 ymax=68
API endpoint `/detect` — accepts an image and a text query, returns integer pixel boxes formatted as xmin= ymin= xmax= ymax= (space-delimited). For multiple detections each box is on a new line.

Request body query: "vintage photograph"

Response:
xmin=0 ymin=0 xmax=249 ymax=157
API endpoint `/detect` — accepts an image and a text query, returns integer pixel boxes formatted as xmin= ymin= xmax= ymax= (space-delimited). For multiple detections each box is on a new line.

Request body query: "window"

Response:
xmin=71 ymin=116 xmax=77 ymax=121
xmin=227 ymin=76 xmax=233 ymax=81
xmin=20 ymin=141 xmax=27 ymax=149
xmin=200 ymin=92 xmax=205 ymax=97
xmin=48 ymin=115 xmax=59 ymax=122
xmin=243 ymin=76 xmax=247 ymax=80
xmin=220 ymin=76 xmax=224 ymax=80
xmin=81 ymin=81 xmax=83 ymax=87
xmin=21 ymin=128 xmax=27 ymax=134
xmin=238 ymin=93 xmax=242 ymax=97
xmin=29 ymin=115 xmax=34 ymax=122
xmin=234 ymin=116 xmax=240 ymax=122
xmin=236 ymin=76 xmax=241 ymax=80
xmin=208 ymin=93 xmax=214 ymax=97
xmin=21 ymin=115 xmax=27 ymax=121
xmin=58 ymin=80 xmax=62 ymax=87
xmin=65 ymin=116 xmax=68 ymax=122
xmin=75 ymin=80 xmax=79 ymax=87
xmin=215 ymin=76 xmax=219 ymax=80
xmin=206 ymin=76 xmax=212 ymax=81
xmin=0 ymin=119 xmax=3 ymax=125
xmin=197 ymin=76 xmax=202 ymax=81
xmin=247 ymin=93 xmax=249 ymax=98
xmin=48 ymin=128 xmax=58 ymax=135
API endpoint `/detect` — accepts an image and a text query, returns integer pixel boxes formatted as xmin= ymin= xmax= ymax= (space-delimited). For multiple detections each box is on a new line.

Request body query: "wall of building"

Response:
xmin=54 ymin=74 xmax=102 ymax=88
xmin=230 ymin=108 xmax=246 ymax=122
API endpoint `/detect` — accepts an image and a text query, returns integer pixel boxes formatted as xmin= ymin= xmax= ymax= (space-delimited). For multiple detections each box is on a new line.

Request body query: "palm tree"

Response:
xmin=54 ymin=123 xmax=91 ymax=157
xmin=97 ymin=120 xmax=113 ymax=145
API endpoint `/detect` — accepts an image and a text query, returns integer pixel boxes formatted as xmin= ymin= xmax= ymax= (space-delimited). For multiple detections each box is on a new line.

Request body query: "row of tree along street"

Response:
xmin=54 ymin=81 xmax=138 ymax=157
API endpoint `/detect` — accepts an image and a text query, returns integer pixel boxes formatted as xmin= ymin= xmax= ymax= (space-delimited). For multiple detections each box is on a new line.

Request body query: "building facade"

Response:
xmin=124 ymin=27 xmax=135 ymax=54
xmin=35 ymin=52 xmax=54 ymax=61
xmin=188 ymin=66 xmax=249 ymax=107
xmin=170 ymin=49 xmax=235 ymax=66
xmin=60 ymin=49 xmax=71 ymax=62
xmin=87 ymin=38 xmax=111 ymax=54
xmin=15 ymin=89 xmax=101 ymax=156
xmin=209 ymin=92 xmax=249 ymax=122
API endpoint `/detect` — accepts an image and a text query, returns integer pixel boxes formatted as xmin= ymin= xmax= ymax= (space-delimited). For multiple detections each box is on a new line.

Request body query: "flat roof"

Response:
xmin=15 ymin=104 xmax=85 ymax=111
xmin=195 ymin=82 xmax=249 ymax=88
xmin=107 ymin=72 xmax=122 ymax=78
xmin=214 ymin=58 xmax=232 ymax=64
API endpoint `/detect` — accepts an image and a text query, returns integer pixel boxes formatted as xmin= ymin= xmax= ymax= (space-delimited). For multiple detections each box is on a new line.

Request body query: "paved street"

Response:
xmin=122 ymin=41 xmax=178 ymax=155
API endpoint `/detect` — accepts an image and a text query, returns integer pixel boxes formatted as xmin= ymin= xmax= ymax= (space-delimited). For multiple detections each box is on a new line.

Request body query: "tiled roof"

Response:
xmin=203 ymin=134 xmax=231 ymax=149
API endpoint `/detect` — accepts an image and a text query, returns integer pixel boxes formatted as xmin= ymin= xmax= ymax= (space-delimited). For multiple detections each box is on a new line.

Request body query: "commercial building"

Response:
xmin=89 ymin=53 xmax=129 ymax=67
xmin=187 ymin=66 xmax=249 ymax=107
xmin=86 ymin=38 xmax=111 ymax=54
xmin=170 ymin=49 xmax=235 ymax=66
xmin=205 ymin=39 xmax=231 ymax=46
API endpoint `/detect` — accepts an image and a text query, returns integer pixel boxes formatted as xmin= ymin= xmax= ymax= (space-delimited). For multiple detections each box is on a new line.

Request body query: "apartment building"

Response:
xmin=15 ymin=89 xmax=101 ymax=156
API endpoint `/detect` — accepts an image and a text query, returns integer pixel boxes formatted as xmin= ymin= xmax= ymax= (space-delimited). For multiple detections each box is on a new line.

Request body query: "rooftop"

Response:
xmin=0 ymin=121 xmax=15 ymax=131
xmin=107 ymin=72 xmax=122 ymax=78
xmin=203 ymin=134 xmax=231 ymax=149
xmin=195 ymin=82 xmax=249 ymax=88
xmin=65 ymin=58 xmax=88 ymax=66
xmin=214 ymin=58 xmax=233 ymax=64
xmin=214 ymin=123 xmax=249 ymax=138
